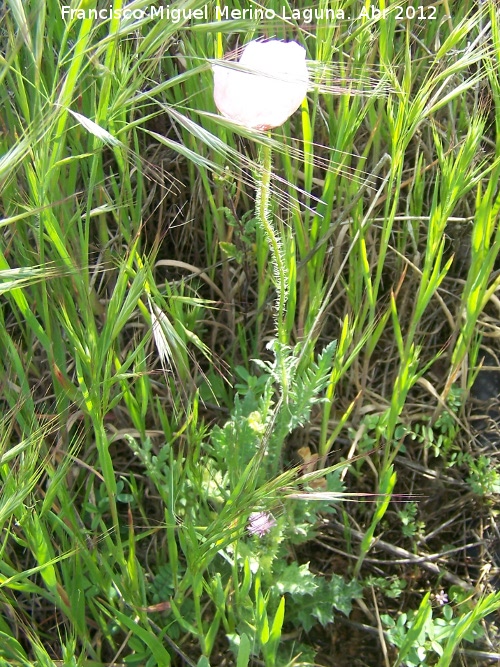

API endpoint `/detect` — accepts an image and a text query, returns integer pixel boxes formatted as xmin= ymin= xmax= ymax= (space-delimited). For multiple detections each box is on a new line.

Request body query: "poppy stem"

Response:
xmin=256 ymin=138 xmax=288 ymax=345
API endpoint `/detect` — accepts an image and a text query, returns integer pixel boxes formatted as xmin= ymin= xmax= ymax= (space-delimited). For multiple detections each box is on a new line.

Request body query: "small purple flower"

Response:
xmin=435 ymin=590 xmax=448 ymax=606
xmin=247 ymin=511 xmax=276 ymax=537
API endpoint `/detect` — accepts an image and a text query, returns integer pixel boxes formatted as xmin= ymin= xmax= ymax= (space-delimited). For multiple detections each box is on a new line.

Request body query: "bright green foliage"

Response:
xmin=466 ymin=455 xmax=500 ymax=496
xmin=383 ymin=591 xmax=500 ymax=667
xmin=397 ymin=501 xmax=425 ymax=540
xmin=1 ymin=0 xmax=500 ymax=664
xmin=285 ymin=572 xmax=362 ymax=632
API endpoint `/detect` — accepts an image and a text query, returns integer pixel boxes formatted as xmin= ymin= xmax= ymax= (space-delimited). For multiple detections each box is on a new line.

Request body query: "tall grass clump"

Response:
xmin=1 ymin=0 xmax=500 ymax=665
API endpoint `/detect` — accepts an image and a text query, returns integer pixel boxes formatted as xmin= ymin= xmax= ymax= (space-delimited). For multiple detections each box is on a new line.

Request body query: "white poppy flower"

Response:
xmin=212 ymin=40 xmax=308 ymax=131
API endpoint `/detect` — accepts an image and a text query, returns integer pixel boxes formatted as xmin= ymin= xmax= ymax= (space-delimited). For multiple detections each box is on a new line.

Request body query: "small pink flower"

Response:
xmin=435 ymin=590 xmax=448 ymax=606
xmin=212 ymin=40 xmax=308 ymax=131
xmin=247 ymin=511 xmax=277 ymax=537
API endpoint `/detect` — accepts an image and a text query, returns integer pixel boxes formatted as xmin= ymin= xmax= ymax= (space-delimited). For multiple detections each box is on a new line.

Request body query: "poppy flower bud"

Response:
xmin=212 ymin=40 xmax=308 ymax=131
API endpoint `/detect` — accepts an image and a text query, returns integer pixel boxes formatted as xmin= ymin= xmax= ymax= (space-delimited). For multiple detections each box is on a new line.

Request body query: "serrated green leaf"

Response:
xmin=274 ymin=562 xmax=318 ymax=597
xmin=292 ymin=584 xmax=335 ymax=631
xmin=219 ymin=241 xmax=243 ymax=262
xmin=330 ymin=575 xmax=363 ymax=616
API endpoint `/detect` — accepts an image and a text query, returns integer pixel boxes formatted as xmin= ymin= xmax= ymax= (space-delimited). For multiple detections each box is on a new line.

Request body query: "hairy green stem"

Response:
xmin=256 ymin=140 xmax=288 ymax=344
